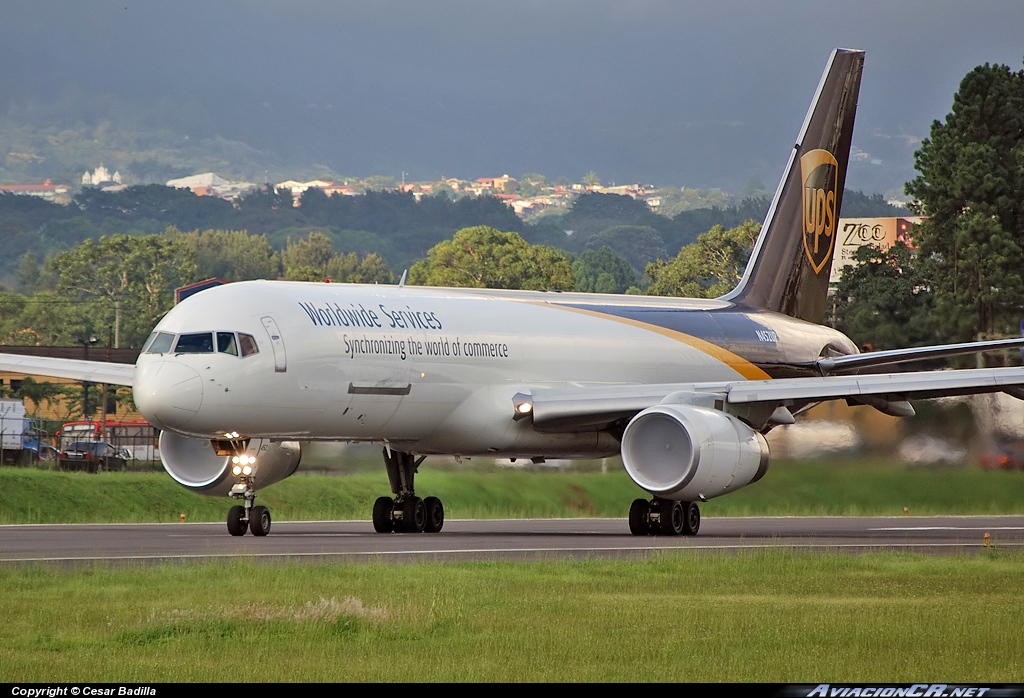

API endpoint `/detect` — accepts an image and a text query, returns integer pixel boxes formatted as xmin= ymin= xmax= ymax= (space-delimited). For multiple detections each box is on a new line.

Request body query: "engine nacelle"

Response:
xmin=159 ymin=431 xmax=302 ymax=496
xmin=620 ymin=404 xmax=770 ymax=501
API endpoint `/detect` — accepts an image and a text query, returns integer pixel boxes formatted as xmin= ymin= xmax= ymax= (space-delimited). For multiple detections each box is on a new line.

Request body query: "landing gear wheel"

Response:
xmin=372 ymin=496 xmax=395 ymax=533
xmin=227 ymin=505 xmax=247 ymax=536
xmin=661 ymin=500 xmax=685 ymax=536
xmin=423 ymin=496 xmax=444 ymax=533
xmin=682 ymin=502 xmax=700 ymax=536
xmin=400 ymin=496 xmax=426 ymax=533
xmin=629 ymin=498 xmax=651 ymax=535
xmin=249 ymin=505 xmax=271 ymax=536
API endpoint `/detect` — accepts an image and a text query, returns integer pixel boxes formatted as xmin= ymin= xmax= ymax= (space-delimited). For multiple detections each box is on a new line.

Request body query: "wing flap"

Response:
xmin=0 ymin=353 xmax=135 ymax=387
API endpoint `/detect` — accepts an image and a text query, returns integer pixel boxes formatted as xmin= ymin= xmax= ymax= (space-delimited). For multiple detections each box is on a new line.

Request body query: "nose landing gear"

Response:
xmin=226 ymin=478 xmax=272 ymax=536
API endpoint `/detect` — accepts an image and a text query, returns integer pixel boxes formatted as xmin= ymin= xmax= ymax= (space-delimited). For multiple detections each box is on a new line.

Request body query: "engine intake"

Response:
xmin=159 ymin=431 xmax=302 ymax=496
xmin=621 ymin=404 xmax=770 ymax=501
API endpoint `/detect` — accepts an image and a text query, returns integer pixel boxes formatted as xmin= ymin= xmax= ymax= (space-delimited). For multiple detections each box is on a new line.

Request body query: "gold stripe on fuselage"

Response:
xmin=530 ymin=301 xmax=772 ymax=381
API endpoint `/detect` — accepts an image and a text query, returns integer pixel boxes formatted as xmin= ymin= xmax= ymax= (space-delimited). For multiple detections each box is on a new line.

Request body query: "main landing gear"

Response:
xmin=226 ymin=477 xmax=272 ymax=537
xmin=628 ymin=497 xmax=700 ymax=536
xmin=372 ymin=448 xmax=445 ymax=533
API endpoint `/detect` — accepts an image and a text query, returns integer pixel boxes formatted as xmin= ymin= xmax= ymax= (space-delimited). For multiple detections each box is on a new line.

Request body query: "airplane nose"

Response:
xmin=133 ymin=361 xmax=204 ymax=429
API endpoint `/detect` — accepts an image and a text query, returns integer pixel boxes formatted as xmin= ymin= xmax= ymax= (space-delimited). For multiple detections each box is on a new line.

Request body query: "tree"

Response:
xmin=0 ymin=291 xmax=29 ymax=343
xmin=571 ymin=247 xmax=637 ymax=294
xmin=10 ymin=377 xmax=62 ymax=417
xmin=236 ymin=184 xmax=294 ymax=212
xmin=905 ymin=61 xmax=1024 ymax=342
xmin=829 ymin=243 xmax=935 ymax=350
xmin=8 ymin=290 xmax=91 ymax=346
xmin=581 ymin=225 xmax=668 ymax=274
xmin=281 ymin=232 xmax=394 ymax=283
xmin=282 ymin=232 xmax=337 ymax=281
xmin=49 ymin=234 xmax=197 ymax=348
xmin=518 ymin=173 xmax=547 ymax=197
xmin=646 ymin=221 xmax=760 ymax=298
xmin=17 ymin=252 xmax=41 ymax=292
xmin=408 ymin=226 xmax=573 ymax=290
xmin=430 ymin=181 xmax=456 ymax=200
xmin=325 ymin=252 xmax=394 ymax=284
xmin=581 ymin=171 xmax=600 ymax=187
xmin=177 ymin=228 xmax=279 ymax=281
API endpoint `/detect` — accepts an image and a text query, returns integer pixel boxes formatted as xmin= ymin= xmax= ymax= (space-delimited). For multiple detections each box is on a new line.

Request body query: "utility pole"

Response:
xmin=77 ymin=333 xmax=98 ymax=420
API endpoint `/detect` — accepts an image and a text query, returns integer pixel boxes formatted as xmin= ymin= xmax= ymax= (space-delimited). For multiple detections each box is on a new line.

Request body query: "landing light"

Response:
xmin=231 ymin=455 xmax=257 ymax=476
xmin=512 ymin=392 xmax=534 ymax=421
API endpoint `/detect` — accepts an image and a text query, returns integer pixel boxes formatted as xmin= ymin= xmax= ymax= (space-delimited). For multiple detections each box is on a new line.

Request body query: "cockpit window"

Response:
xmin=238 ymin=333 xmax=259 ymax=357
xmin=146 ymin=332 xmax=176 ymax=354
xmin=217 ymin=332 xmax=238 ymax=356
xmin=174 ymin=332 xmax=214 ymax=354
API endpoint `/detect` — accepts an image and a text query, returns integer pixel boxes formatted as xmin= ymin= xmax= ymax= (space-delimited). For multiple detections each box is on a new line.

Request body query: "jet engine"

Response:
xmin=159 ymin=431 xmax=302 ymax=496
xmin=620 ymin=404 xmax=770 ymax=501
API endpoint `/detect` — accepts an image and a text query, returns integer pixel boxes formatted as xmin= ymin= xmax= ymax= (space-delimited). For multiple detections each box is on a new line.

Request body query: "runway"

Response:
xmin=2 ymin=515 xmax=1022 ymax=565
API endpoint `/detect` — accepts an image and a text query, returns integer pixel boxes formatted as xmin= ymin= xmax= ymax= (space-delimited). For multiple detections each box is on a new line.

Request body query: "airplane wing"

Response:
xmin=0 ymin=353 xmax=135 ymax=387
xmin=527 ymin=365 xmax=1024 ymax=432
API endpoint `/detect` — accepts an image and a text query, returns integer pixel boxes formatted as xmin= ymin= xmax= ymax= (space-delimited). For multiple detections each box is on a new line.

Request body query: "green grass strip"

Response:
xmin=2 ymin=456 xmax=1024 ymax=524
xmin=1 ymin=550 xmax=1022 ymax=682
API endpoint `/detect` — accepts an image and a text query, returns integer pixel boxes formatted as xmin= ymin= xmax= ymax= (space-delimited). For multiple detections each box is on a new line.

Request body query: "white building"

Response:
xmin=82 ymin=165 xmax=122 ymax=186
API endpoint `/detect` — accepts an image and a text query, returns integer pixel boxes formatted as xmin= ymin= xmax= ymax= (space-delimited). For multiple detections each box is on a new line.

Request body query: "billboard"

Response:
xmin=829 ymin=217 xmax=923 ymax=283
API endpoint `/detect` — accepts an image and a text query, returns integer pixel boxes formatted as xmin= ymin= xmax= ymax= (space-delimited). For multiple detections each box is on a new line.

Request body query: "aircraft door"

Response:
xmin=261 ymin=316 xmax=287 ymax=373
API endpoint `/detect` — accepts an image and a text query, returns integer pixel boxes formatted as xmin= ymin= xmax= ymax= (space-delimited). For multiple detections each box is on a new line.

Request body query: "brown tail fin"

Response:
xmin=721 ymin=48 xmax=864 ymax=324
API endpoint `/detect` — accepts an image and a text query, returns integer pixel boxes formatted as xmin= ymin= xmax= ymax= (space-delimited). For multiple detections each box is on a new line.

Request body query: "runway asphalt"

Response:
xmin=2 ymin=515 xmax=1022 ymax=565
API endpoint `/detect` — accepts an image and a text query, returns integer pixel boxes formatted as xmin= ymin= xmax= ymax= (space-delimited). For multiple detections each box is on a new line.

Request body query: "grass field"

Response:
xmin=3 ymin=457 xmax=1023 ymax=682
xmin=2 ymin=550 xmax=1023 ymax=682
xmin=2 ymin=455 xmax=1023 ymax=524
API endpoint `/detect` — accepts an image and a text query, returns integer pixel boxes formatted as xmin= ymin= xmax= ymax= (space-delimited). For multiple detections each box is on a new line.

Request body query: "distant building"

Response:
xmin=166 ymin=172 xmax=256 ymax=199
xmin=476 ymin=174 xmax=517 ymax=192
xmin=322 ymin=183 xmax=359 ymax=196
xmin=597 ymin=184 xmax=643 ymax=198
xmin=0 ymin=180 xmax=72 ymax=204
xmin=274 ymin=179 xmax=365 ymax=204
xmin=82 ymin=165 xmax=122 ymax=186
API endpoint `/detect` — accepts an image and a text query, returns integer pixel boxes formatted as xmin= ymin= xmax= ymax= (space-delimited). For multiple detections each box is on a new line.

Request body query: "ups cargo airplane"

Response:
xmin=5 ymin=49 xmax=1024 ymax=537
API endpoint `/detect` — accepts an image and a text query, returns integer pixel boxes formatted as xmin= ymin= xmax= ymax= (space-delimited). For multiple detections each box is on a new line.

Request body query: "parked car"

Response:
xmin=22 ymin=429 xmax=59 ymax=463
xmin=59 ymin=441 xmax=129 ymax=473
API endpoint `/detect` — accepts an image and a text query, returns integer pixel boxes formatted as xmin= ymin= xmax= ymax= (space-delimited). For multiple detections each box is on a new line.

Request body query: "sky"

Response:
xmin=1 ymin=0 xmax=1022 ymax=194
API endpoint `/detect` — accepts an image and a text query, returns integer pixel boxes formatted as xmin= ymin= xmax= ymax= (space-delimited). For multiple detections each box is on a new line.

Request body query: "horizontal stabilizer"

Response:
xmin=817 ymin=337 xmax=1024 ymax=374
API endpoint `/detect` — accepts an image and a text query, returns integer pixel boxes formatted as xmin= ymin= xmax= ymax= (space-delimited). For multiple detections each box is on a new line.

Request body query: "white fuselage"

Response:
xmin=132 ymin=280 xmax=845 ymax=458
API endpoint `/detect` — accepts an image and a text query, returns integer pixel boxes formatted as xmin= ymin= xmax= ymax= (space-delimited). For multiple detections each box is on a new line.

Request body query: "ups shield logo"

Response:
xmin=800 ymin=149 xmax=838 ymax=274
